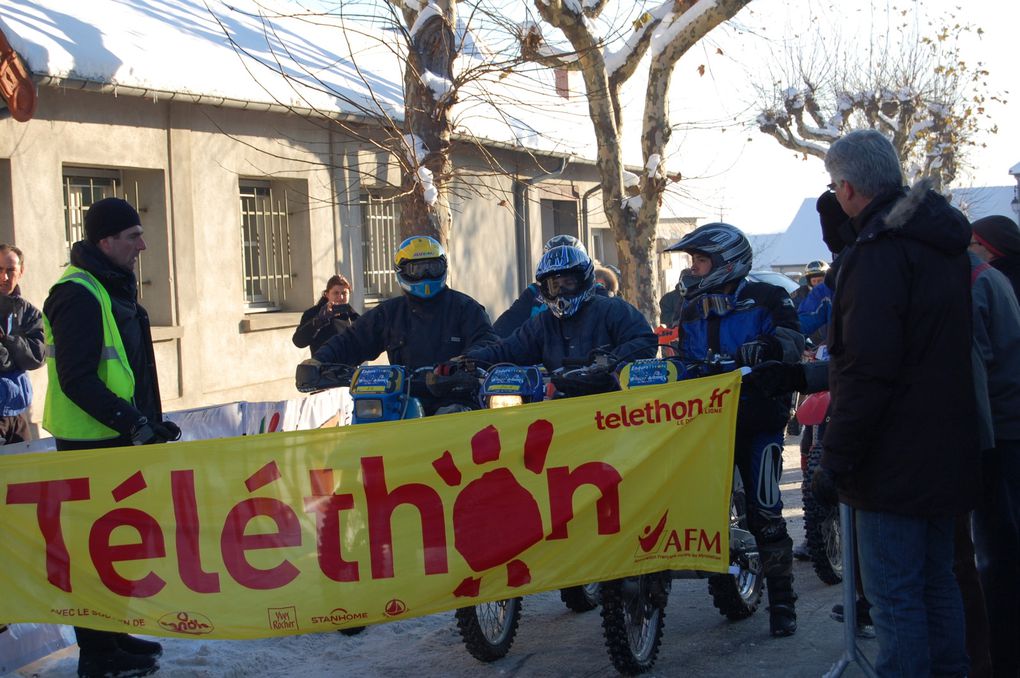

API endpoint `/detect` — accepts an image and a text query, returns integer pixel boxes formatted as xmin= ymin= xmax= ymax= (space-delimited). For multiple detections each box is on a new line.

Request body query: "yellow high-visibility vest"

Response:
xmin=42 ymin=266 xmax=135 ymax=440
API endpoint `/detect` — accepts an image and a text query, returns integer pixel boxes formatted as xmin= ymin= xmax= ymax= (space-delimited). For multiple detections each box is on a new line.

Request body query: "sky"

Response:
xmin=653 ymin=0 xmax=1020 ymax=233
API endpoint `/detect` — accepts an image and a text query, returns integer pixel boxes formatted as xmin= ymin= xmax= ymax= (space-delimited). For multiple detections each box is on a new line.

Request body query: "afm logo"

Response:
xmin=268 ymin=606 xmax=299 ymax=631
xmin=636 ymin=511 xmax=721 ymax=558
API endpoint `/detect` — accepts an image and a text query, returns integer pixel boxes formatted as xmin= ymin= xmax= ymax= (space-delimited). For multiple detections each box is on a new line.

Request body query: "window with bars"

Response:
xmin=360 ymin=192 xmax=401 ymax=300
xmin=240 ymin=181 xmax=293 ymax=309
xmin=62 ymin=170 xmax=120 ymax=260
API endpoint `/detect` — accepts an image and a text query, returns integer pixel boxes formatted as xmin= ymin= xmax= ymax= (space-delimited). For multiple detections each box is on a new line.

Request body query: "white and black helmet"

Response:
xmin=665 ymin=222 xmax=752 ymax=296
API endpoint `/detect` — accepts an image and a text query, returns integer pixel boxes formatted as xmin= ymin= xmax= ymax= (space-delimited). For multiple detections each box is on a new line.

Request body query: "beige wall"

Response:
xmin=0 ymin=87 xmax=603 ymax=432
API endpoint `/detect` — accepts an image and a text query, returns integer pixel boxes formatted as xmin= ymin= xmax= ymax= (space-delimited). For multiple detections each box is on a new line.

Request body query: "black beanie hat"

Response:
xmin=84 ymin=198 xmax=141 ymax=243
xmin=971 ymin=215 xmax=1020 ymax=258
xmin=816 ymin=191 xmax=851 ymax=255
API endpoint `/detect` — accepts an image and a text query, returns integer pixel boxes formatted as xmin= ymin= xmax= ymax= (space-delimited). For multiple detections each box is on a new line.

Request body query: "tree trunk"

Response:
xmin=398 ymin=4 xmax=456 ymax=248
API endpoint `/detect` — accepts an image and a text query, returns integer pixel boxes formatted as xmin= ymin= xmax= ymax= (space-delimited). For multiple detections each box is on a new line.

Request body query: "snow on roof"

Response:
xmin=0 ymin=0 xmax=603 ymax=161
xmin=749 ymin=198 xmax=830 ymax=269
xmin=1010 ymin=161 xmax=1020 ymax=176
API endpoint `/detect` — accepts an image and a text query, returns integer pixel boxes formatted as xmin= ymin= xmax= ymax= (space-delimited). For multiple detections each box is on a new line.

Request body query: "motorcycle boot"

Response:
xmin=117 ymin=635 xmax=163 ymax=658
xmin=77 ymin=648 xmax=158 ymax=678
xmin=759 ymin=530 xmax=797 ymax=637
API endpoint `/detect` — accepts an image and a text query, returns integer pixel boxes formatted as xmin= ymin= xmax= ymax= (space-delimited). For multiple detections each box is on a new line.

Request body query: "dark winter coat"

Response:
xmin=0 ymin=287 xmax=45 ymax=416
xmin=313 ymin=287 xmax=497 ymax=370
xmin=821 ymin=184 xmax=980 ymax=517
xmin=493 ymin=283 xmax=610 ymax=338
xmin=465 ymin=294 xmax=656 ymax=372
xmin=989 ymin=254 xmax=1020 ymax=301
xmin=969 ymin=252 xmax=1020 ymax=448
xmin=43 ymin=241 xmax=162 ymax=447
xmin=292 ymin=299 xmax=360 ymax=356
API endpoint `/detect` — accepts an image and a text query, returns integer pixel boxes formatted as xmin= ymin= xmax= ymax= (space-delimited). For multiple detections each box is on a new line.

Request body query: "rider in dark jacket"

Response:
xmin=665 ymin=222 xmax=804 ymax=638
xmin=493 ymin=235 xmax=611 ymax=338
xmin=466 ymin=246 xmax=656 ymax=371
xmin=313 ymin=236 xmax=497 ymax=413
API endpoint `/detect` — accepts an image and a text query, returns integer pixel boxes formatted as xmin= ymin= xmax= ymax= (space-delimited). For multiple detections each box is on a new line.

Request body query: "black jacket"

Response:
xmin=466 ymin=294 xmax=657 ymax=372
xmin=43 ymin=241 xmax=162 ymax=446
xmin=292 ymin=300 xmax=360 ymax=356
xmin=990 ymin=254 xmax=1020 ymax=301
xmin=313 ymin=287 xmax=497 ymax=369
xmin=822 ymin=184 xmax=980 ymax=517
xmin=493 ymin=283 xmax=611 ymax=338
xmin=0 ymin=287 xmax=45 ymax=416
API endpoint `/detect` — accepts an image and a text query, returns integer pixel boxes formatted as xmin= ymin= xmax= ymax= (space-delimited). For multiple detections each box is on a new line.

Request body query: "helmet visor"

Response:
xmin=399 ymin=258 xmax=446 ymax=281
xmin=543 ymin=272 xmax=583 ymax=299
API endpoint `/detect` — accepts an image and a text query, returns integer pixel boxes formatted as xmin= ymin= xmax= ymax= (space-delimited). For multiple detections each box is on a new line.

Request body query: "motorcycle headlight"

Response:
xmin=355 ymin=399 xmax=383 ymax=420
xmin=488 ymin=395 xmax=524 ymax=409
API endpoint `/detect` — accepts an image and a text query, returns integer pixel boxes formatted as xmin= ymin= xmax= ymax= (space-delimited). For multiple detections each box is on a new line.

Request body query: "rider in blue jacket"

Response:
xmin=665 ymin=222 xmax=804 ymax=638
xmin=466 ymin=245 xmax=656 ymax=372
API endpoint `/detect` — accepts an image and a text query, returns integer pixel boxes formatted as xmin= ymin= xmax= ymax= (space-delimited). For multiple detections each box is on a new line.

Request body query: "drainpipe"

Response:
xmin=581 ymin=183 xmax=602 ymax=253
xmin=513 ymin=155 xmax=572 ymax=286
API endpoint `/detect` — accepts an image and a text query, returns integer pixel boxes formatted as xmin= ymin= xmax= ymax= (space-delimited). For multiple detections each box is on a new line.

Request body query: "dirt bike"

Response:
xmin=552 ymin=350 xmax=763 ymax=674
xmin=296 ymin=359 xmax=509 ymax=655
xmin=451 ymin=361 xmax=605 ymax=663
xmin=796 ymin=386 xmax=842 ymax=585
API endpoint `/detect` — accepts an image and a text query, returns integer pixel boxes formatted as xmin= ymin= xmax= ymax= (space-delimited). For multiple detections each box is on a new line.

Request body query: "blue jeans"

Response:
xmin=971 ymin=441 xmax=1020 ymax=677
xmin=856 ymin=510 xmax=968 ymax=678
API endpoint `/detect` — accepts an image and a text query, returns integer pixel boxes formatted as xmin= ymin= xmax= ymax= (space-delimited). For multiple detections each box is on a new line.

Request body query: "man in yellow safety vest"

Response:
xmin=43 ymin=197 xmax=180 ymax=678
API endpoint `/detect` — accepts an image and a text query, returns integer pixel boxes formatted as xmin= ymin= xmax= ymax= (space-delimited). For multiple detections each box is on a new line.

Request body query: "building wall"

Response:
xmin=0 ymin=86 xmax=604 ymax=431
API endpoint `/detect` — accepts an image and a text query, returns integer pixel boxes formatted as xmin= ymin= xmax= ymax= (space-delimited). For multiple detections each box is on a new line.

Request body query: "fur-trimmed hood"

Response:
xmin=854 ymin=179 xmax=971 ymax=256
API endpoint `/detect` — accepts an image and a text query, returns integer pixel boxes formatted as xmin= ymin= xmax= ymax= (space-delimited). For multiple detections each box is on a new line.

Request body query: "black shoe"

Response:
xmin=117 ymin=635 xmax=162 ymax=658
xmin=768 ymin=603 xmax=798 ymax=637
xmin=830 ymin=602 xmax=876 ymax=638
xmin=78 ymin=648 xmax=158 ymax=678
xmin=793 ymin=541 xmax=810 ymax=561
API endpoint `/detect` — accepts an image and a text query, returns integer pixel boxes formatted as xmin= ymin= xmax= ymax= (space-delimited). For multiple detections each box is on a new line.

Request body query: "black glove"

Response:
xmin=811 ymin=466 xmax=840 ymax=507
xmin=131 ymin=417 xmax=182 ymax=445
xmin=313 ymin=303 xmax=333 ymax=328
xmin=817 ymin=191 xmax=850 ymax=255
xmin=742 ymin=360 xmax=807 ymax=396
xmin=738 ymin=335 xmax=783 ymax=367
xmin=434 ymin=357 xmax=469 ymax=377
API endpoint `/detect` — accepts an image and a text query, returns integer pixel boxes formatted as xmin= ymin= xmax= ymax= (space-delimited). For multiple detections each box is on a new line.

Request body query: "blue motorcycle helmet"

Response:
xmin=544 ymin=234 xmax=587 ymax=254
xmin=535 ymin=245 xmax=596 ymax=318
xmin=393 ymin=235 xmax=448 ymax=299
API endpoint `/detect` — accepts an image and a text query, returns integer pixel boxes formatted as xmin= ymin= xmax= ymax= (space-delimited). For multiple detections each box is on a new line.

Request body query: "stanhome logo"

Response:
xmin=594 ymin=387 xmax=732 ymax=430
xmin=312 ymin=607 xmax=369 ymax=625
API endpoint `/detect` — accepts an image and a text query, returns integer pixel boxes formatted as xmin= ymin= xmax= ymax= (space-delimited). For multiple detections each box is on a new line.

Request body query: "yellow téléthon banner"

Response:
xmin=0 ymin=371 xmax=740 ymax=639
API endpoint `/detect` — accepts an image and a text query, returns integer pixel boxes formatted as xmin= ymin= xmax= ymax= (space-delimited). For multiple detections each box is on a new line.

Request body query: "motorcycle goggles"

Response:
xmin=540 ymin=272 xmax=584 ymax=299
xmin=681 ymin=293 xmax=737 ymax=321
xmin=398 ymin=257 xmax=447 ymax=282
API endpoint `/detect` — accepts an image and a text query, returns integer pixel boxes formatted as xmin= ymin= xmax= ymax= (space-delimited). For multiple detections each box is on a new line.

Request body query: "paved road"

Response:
xmin=18 ymin=434 xmax=879 ymax=677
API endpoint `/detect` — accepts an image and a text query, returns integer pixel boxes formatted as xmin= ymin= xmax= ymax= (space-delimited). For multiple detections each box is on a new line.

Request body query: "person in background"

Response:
xmin=795 ymin=260 xmax=832 ymax=345
xmin=293 ymin=274 xmax=360 ymax=357
xmin=815 ymin=129 xmax=977 ymax=677
xmin=593 ymin=261 xmax=619 ymax=297
xmin=967 ymin=241 xmax=1020 ymax=678
xmin=43 ymin=197 xmax=179 ymax=678
xmin=970 ymin=214 xmax=1020 ymax=299
xmin=0 ymin=244 xmax=44 ymax=443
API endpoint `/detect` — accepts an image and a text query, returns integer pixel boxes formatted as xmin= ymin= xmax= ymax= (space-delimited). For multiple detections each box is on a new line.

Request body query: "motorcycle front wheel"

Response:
xmin=454 ymin=597 xmax=522 ymax=662
xmin=600 ymin=575 xmax=668 ymax=675
xmin=709 ymin=470 xmax=764 ymax=619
